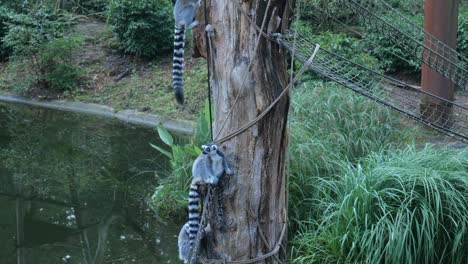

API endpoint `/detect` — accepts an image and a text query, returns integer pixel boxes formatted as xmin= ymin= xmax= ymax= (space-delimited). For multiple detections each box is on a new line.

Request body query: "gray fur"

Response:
xmin=178 ymin=222 xmax=191 ymax=264
xmin=187 ymin=144 xmax=233 ymax=247
xmin=178 ymin=222 xmax=211 ymax=263
xmin=192 ymin=144 xmax=233 ymax=185
xmin=174 ymin=0 xmax=201 ymax=29
xmin=172 ymin=0 xmax=201 ymax=104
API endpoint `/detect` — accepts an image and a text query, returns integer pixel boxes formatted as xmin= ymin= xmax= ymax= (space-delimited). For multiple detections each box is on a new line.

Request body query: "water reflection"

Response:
xmin=0 ymin=103 xmax=181 ymax=264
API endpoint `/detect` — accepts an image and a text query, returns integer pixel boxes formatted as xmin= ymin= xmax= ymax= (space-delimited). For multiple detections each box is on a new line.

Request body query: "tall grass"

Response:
xmin=288 ymin=81 xmax=409 ymax=232
xmin=292 ymin=146 xmax=468 ymax=263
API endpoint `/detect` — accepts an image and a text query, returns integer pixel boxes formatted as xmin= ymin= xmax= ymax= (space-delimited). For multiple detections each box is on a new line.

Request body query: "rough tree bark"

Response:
xmin=194 ymin=0 xmax=290 ymax=262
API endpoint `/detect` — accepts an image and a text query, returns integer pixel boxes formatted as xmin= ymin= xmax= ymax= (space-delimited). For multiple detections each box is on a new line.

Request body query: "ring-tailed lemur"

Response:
xmin=188 ymin=143 xmax=233 ymax=246
xmin=178 ymin=222 xmax=191 ymax=264
xmin=178 ymin=222 xmax=211 ymax=264
xmin=173 ymin=0 xmax=201 ymax=105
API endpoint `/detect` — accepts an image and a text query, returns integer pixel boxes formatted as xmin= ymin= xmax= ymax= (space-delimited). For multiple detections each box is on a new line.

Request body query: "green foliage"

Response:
xmin=1 ymin=7 xmax=80 ymax=92
xmin=287 ymin=81 xmax=409 ymax=234
xmin=361 ymin=13 xmax=424 ymax=74
xmin=361 ymin=6 xmax=468 ymax=73
xmin=149 ymin=126 xmax=201 ymax=218
xmin=292 ymin=146 xmax=468 ymax=263
xmin=292 ymin=23 xmax=381 ymax=81
xmin=193 ymin=99 xmax=213 ymax=147
xmin=309 ymin=31 xmax=380 ymax=69
xmin=3 ymin=6 xmax=70 ymax=56
xmin=300 ymin=0 xmax=369 ymax=30
xmin=79 ymin=0 xmax=110 ymax=14
xmin=386 ymin=0 xmax=423 ymax=15
xmin=458 ymin=4 xmax=468 ymax=58
xmin=109 ymin=0 xmax=174 ymax=57
xmin=0 ymin=0 xmax=31 ymax=12
xmin=149 ymin=102 xmax=213 ymax=218
xmin=37 ymin=36 xmax=83 ymax=91
xmin=4 ymin=36 xmax=83 ymax=93
xmin=0 ymin=7 xmax=14 ymax=60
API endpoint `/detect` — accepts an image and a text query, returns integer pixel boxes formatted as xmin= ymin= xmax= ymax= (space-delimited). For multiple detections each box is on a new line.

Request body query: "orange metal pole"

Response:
xmin=420 ymin=0 xmax=458 ymax=127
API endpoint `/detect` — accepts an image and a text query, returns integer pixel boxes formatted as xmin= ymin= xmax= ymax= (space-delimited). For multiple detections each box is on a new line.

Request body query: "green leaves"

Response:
xmin=109 ymin=0 xmax=174 ymax=57
xmin=157 ymin=125 xmax=174 ymax=146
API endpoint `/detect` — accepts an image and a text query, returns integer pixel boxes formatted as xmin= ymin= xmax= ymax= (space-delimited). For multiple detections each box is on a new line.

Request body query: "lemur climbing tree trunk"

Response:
xmin=194 ymin=0 xmax=290 ymax=262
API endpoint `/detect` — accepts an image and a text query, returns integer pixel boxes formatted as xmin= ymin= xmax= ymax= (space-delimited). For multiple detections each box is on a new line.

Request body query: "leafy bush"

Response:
xmin=5 ymin=36 xmax=83 ymax=93
xmin=292 ymin=146 xmax=468 ymax=263
xmin=458 ymin=4 xmax=468 ymax=58
xmin=3 ymin=6 xmax=70 ymax=56
xmin=0 ymin=0 xmax=31 ymax=13
xmin=300 ymin=0 xmax=372 ymax=30
xmin=292 ymin=23 xmax=381 ymax=82
xmin=362 ymin=6 xmax=468 ymax=74
xmin=0 ymin=7 xmax=14 ymax=60
xmin=386 ymin=0 xmax=423 ymax=15
xmin=2 ymin=7 xmax=79 ymax=92
xmin=308 ymin=31 xmax=380 ymax=69
xmin=361 ymin=13 xmax=424 ymax=74
xmin=37 ymin=36 xmax=83 ymax=91
xmin=83 ymin=0 xmax=109 ymax=12
xmin=110 ymin=0 xmax=174 ymax=57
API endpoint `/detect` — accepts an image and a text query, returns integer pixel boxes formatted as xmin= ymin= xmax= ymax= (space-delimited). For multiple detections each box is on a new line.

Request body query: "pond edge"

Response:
xmin=0 ymin=94 xmax=195 ymax=135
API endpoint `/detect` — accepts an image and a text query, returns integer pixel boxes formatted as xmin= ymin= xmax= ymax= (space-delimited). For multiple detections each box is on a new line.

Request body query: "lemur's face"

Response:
xmin=202 ymin=144 xmax=218 ymax=155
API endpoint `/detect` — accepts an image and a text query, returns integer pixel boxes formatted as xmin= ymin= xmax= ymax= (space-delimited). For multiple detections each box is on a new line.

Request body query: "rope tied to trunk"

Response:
xmin=199 ymin=218 xmax=287 ymax=264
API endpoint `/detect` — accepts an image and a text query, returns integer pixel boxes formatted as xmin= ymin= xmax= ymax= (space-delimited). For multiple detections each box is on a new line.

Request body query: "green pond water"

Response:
xmin=0 ymin=102 xmax=182 ymax=264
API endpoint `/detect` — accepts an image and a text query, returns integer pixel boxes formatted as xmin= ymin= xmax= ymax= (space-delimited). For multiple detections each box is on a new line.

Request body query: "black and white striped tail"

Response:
xmin=173 ymin=24 xmax=186 ymax=105
xmin=188 ymin=184 xmax=200 ymax=247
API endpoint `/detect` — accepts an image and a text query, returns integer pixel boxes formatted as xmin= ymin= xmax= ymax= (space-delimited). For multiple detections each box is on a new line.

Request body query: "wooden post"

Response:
xmin=194 ymin=0 xmax=290 ymax=262
xmin=420 ymin=0 xmax=459 ymax=126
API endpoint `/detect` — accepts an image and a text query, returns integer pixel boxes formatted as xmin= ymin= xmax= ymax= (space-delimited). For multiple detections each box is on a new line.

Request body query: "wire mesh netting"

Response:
xmin=276 ymin=32 xmax=468 ymax=143
xmin=338 ymin=0 xmax=468 ymax=89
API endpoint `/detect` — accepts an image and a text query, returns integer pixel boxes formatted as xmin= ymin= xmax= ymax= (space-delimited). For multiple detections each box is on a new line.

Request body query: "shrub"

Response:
xmin=3 ymin=6 xmax=70 ymax=56
xmin=300 ymin=0 xmax=373 ymax=30
xmin=0 ymin=7 xmax=14 ymax=60
xmin=110 ymin=0 xmax=174 ymax=57
xmin=386 ymin=0 xmax=423 ymax=15
xmin=2 ymin=7 xmax=79 ymax=92
xmin=37 ymin=36 xmax=83 ymax=91
xmin=76 ymin=0 xmax=110 ymax=16
xmin=362 ymin=6 xmax=468 ymax=74
xmin=458 ymin=4 xmax=468 ymax=58
xmin=0 ymin=0 xmax=30 ymax=13
xmin=292 ymin=23 xmax=382 ymax=82
xmin=292 ymin=146 xmax=468 ymax=263
xmin=361 ymin=13 xmax=424 ymax=74
xmin=4 ymin=36 xmax=83 ymax=93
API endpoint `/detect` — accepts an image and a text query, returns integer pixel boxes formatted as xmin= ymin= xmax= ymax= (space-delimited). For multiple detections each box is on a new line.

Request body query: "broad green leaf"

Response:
xmin=157 ymin=125 xmax=173 ymax=146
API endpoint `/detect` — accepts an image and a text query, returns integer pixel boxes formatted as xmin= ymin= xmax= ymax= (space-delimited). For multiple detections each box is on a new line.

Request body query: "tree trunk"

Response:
xmin=194 ymin=0 xmax=290 ymax=262
xmin=420 ymin=0 xmax=458 ymax=127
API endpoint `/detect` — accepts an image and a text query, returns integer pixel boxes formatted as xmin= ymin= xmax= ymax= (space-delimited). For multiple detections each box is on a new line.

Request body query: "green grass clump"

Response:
xmin=288 ymin=81 xmax=409 ymax=231
xmin=292 ymin=146 xmax=468 ymax=263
